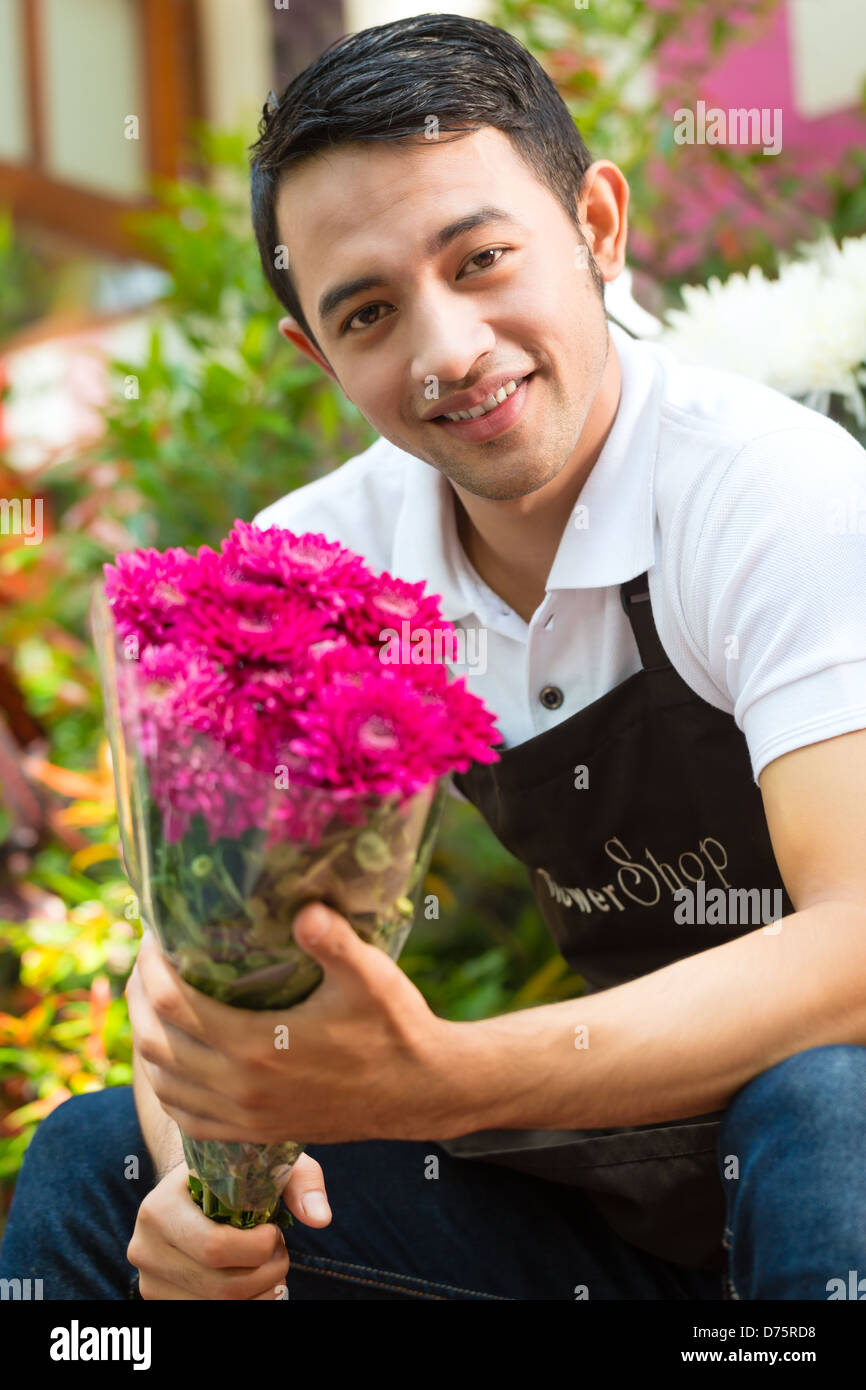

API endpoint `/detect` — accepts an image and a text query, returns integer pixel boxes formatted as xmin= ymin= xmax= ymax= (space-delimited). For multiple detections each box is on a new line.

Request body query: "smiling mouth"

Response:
xmin=433 ymin=373 xmax=533 ymax=422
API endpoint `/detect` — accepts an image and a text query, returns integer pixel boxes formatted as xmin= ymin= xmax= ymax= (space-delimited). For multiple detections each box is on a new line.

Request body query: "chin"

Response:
xmin=468 ymin=470 xmax=557 ymax=502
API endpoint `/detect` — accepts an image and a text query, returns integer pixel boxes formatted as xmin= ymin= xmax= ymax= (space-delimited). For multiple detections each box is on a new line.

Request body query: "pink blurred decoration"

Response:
xmin=637 ymin=1 xmax=866 ymax=274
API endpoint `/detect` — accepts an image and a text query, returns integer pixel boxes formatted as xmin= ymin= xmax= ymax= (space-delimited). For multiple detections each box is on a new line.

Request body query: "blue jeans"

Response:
xmin=1 ymin=1044 xmax=863 ymax=1300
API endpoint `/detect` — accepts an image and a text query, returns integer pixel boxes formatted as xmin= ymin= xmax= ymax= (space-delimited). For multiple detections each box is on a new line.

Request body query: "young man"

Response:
xmin=3 ymin=14 xmax=865 ymax=1302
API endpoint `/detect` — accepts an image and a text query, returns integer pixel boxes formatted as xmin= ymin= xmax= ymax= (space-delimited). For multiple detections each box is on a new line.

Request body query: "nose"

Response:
xmin=409 ymin=294 xmax=496 ymax=406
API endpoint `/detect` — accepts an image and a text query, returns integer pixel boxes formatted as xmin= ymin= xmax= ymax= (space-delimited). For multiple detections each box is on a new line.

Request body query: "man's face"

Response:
xmin=275 ymin=126 xmax=619 ymax=501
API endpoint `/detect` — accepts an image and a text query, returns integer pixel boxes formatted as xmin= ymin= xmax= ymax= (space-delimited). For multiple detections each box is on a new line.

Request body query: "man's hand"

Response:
xmin=128 ymin=1153 xmax=331 ymax=1300
xmin=125 ymin=902 xmax=467 ymax=1145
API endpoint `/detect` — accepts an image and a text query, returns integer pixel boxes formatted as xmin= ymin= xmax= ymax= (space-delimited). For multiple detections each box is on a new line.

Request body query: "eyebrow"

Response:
xmin=316 ymin=206 xmax=519 ymax=328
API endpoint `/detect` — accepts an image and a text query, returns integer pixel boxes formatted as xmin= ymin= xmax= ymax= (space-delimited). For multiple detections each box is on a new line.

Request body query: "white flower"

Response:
xmin=657 ymin=233 xmax=866 ymax=426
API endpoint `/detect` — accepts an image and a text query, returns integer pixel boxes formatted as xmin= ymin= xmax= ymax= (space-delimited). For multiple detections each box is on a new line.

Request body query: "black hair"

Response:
xmin=249 ymin=12 xmax=599 ymax=353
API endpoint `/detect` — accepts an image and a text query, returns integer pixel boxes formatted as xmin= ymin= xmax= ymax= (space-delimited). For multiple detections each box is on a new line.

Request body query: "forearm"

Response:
xmin=133 ymin=1047 xmax=185 ymax=1181
xmin=440 ymin=899 xmax=866 ymax=1135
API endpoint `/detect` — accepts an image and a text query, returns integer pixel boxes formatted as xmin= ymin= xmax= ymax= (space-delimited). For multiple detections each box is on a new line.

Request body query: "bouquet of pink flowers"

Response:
xmin=91 ymin=520 xmax=500 ymax=1229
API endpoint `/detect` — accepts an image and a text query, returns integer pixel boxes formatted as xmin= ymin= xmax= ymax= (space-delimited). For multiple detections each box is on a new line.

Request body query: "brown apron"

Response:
xmin=446 ymin=571 xmax=794 ymax=1270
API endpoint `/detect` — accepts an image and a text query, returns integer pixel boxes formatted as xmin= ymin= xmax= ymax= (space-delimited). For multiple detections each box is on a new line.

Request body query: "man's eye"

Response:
xmin=344 ymin=303 xmax=391 ymax=334
xmin=461 ymin=247 xmax=507 ymax=276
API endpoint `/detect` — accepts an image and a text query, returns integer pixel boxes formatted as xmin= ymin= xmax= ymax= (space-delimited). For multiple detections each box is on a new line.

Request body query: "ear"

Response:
xmin=278 ymin=315 xmax=339 ymax=385
xmin=576 ymin=160 xmax=629 ymax=283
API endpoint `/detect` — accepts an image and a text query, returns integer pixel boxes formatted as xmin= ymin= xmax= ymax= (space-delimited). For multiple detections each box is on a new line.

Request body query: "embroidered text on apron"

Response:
xmin=445 ymin=570 xmax=795 ymax=1271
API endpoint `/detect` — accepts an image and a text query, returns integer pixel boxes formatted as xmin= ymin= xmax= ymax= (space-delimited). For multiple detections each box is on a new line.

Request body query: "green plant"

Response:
xmin=0 ymin=851 xmax=138 ymax=1230
xmin=0 ymin=208 xmax=55 ymax=339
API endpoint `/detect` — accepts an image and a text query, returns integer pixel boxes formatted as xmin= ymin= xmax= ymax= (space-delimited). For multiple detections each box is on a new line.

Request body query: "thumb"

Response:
xmin=273 ymin=1152 xmax=332 ymax=1228
xmin=291 ymin=902 xmax=369 ymax=975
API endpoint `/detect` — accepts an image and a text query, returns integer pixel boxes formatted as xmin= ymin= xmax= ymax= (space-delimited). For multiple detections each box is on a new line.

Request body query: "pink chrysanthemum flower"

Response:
xmin=288 ymin=664 xmax=496 ymax=802
xmin=338 ymin=570 xmax=448 ymax=649
xmin=104 ymin=547 xmax=199 ymax=648
xmin=220 ymin=521 xmax=371 ymax=614
xmin=179 ymin=590 xmax=333 ymax=668
xmin=104 ymin=519 xmax=501 ymax=843
xmin=127 ymin=644 xmax=236 ymax=771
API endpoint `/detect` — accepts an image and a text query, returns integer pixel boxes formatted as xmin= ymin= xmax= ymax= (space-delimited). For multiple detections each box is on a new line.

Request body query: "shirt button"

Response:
xmin=539 ymin=684 xmax=564 ymax=710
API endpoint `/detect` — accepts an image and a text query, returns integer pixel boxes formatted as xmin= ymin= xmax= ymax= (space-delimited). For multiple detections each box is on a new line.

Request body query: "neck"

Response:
xmin=452 ymin=336 xmax=622 ymax=623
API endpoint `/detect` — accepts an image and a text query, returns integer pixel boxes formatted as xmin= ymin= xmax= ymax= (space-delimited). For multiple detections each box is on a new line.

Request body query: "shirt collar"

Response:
xmin=390 ymin=321 xmax=664 ymax=616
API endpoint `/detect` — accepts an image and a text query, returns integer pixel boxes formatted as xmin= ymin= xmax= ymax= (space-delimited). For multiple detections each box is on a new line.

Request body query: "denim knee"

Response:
xmin=0 ymin=1086 xmax=154 ymax=1299
xmin=719 ymin=1044 xmax=866 ymax=1157
xmin=22 ymin=1089 xmax=109 ymax=1161
xmin=14 ymin=1085 xmax=153 ymax=1194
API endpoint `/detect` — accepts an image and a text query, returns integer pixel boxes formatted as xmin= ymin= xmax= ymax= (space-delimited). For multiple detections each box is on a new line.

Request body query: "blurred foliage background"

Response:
xmin=1 ymin=0 xmax=865 ymax=1235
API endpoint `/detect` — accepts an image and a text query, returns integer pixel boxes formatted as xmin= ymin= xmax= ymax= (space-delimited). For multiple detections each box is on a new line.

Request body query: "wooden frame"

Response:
xmin=0 ymin=0 xmax=204 ymax=260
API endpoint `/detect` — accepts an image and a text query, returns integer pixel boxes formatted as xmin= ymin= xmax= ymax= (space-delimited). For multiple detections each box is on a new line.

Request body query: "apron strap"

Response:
xmin=620 ymin=572 xmax=670 ymax=672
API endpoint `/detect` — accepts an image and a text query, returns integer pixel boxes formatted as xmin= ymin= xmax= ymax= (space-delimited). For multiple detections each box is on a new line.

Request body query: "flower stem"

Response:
xmin=187 ymin=1172 xmax=293 ymax=1230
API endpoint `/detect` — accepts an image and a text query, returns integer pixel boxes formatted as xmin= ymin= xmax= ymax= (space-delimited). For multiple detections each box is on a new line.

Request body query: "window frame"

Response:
xmin=0 ymin=0 xmax=203 ymax=257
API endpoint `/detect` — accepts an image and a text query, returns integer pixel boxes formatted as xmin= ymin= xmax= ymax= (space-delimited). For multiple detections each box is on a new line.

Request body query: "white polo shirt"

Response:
xmin=253 ymin=321 xmax=866 ymax=786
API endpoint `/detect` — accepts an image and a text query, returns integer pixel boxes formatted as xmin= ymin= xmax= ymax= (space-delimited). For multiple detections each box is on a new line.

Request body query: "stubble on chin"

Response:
xmin=438 ymin=384 xmax=591 ymax=502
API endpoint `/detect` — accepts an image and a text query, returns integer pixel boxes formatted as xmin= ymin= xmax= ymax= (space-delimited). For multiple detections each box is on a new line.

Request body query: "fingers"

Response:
xmin=140 ymin=1063 xmax=255 ymax=1137
xmin=128 ymin=1163 xmax=291 ymax=1300
xmin=127 ymin=964 xmax=231 ymax=1096
xmin=136 ymin=1237 xmax=289 ymax=1300
xmin=163 ymin=1165 xmax=281 ymax=1267
xmin=280 ymin=1151 xmax=332 ymax=1227
xmin=133 ymin=930 xmax=217 ymax=1043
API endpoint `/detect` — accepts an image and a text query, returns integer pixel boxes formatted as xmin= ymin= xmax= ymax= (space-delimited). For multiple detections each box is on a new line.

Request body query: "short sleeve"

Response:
xmin=682 ymin=423 xmax=866 ymax=783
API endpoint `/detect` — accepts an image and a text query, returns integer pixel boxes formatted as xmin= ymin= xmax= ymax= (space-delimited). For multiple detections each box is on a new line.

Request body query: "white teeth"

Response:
xmin=442 ymin=377 xmax=525 ymax=422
